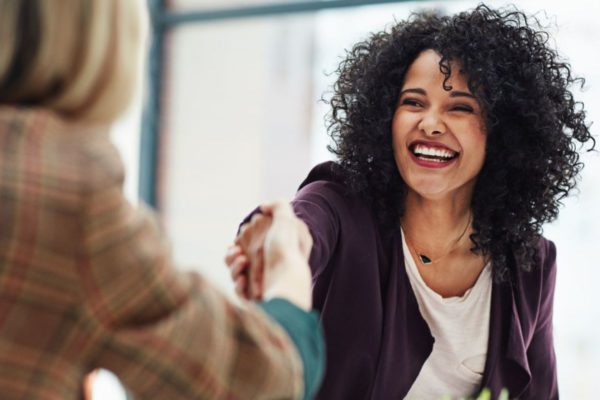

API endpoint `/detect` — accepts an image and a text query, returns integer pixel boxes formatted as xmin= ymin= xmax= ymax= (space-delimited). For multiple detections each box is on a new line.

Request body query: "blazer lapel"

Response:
xmin=369 ymin=228 xmax=434 ymax=400
xmin=481 ymin=276 xmax=531 ymax=398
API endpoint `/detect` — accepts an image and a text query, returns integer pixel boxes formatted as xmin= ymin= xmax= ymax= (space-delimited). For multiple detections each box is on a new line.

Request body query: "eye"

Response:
xmin=450 ymin=104 xmax=474 ymax=113
xmin=400 ymin=98 xmax=423 ymax=107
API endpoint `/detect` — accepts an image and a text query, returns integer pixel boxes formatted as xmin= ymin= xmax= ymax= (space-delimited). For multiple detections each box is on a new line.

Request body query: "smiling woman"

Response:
xmin=228 ymin=3 xmax=595 ymax=399
xmin=393 ymin=49 xmax=489 ymax=299
xmin=393 ymin=49 xmax=487 ymax=200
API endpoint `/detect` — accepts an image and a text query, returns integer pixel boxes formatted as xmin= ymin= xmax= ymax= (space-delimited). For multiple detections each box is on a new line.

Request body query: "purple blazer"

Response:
xmin=288 ymin=162 xmax=558 ymax=399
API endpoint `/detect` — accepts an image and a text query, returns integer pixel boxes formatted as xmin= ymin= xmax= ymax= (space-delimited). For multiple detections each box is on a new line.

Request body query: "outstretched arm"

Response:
xmin=77 ymin=155 xmax=322 ymax=399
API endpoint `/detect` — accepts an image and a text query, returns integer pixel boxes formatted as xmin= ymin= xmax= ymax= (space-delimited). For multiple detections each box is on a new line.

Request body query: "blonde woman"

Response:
xmin=0 ymin=1 xmax=323 ymax=399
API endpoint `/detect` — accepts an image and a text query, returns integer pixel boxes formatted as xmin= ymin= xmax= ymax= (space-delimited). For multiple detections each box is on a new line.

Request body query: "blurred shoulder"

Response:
xmin=0 ymin=106 xmax=124 ymax=194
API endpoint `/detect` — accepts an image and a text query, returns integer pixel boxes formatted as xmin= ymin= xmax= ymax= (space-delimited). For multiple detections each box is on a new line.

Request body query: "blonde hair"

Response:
xmin=0 ymin=0 xmax=146 ymax=123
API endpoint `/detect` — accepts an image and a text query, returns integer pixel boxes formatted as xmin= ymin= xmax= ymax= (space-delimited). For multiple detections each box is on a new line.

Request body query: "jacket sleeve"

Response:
xmin=76 ymin=144 xmax=309 ymax=400
xmin=521 ymin=239 xmax=558 ymax=399
xmin=292 ymin=181 xmax=341 ymax=279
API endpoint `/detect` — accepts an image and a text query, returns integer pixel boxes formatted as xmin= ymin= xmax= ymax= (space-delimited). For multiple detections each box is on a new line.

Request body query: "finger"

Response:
xmin=259 ymin=199 xmax=293 ymax=218
xmin=249 ymin=212 xmax=262 ymax=224
xmin=235 ymin=224 xmax=249 ymax=245
xmin=236 ymin=214 xmax=270 ymax=248
xmin=240 ymin=216 xmax=271 ymax=257
xmin=248 ymin=214 xmax=270 ymax=234
xmin=224 ymin=245 xmax=243 ymax=266
xmin=249 ymin=248 xmax=264 ymax=298
xmin=235 ymin=275 xmax=249 ymax=299
xmin=229 ymin=255 xmax=248 ymax=280
xmin=253 ymin=261 xmax=264 ymax=301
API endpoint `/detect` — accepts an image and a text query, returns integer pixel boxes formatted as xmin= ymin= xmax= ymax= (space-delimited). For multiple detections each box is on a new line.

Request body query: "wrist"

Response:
xmin=264 ymin=257 xmax=312 ymax=311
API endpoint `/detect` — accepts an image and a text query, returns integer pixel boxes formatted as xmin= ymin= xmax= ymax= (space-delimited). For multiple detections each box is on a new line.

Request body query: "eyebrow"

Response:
xmin=449 ymin=90 xmax=476 ymax=99
xmin=399 ymin=88 xmax=426 ymax=96
xmin=399 ymin=88 xmax=476 ymax=99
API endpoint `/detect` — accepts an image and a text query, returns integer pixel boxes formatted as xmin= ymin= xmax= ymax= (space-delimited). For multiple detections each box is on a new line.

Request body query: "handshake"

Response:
xmin=225 ymin=201 xmax=313 ymax=311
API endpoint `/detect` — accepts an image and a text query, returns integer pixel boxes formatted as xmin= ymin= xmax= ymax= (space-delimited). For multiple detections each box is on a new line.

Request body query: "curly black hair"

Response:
xmin=326 ymin=3 xmax=595 ymax=281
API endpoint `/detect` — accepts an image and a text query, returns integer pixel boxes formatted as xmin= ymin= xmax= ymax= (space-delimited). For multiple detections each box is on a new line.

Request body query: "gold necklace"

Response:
xmin=403 ymin=213 xmax=472 ymax=266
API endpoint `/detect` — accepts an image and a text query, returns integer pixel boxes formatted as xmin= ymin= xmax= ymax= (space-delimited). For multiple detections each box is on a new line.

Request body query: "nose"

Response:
xmin=417 ymin=110 xmax=446 ymax=136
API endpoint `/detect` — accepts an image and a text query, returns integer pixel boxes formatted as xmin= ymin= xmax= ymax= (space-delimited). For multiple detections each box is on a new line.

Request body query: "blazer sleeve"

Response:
xmin=292 ymin=181 xmax=341 ymax=279
xmin=522 ymin=239 xmax=558 ymax=399
xmin=76 ymin=145 xmax=308 ymax=400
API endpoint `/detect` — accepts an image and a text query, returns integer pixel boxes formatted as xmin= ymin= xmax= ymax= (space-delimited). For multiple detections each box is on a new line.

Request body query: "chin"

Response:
xmin=412 ymin=187 xmax=450 ymax=199
xmin=404 ymin=176 xmax=454 ymax=198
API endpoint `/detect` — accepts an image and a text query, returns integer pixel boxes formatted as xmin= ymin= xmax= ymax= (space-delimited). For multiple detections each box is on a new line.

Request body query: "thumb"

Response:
xmin=260 ymin=200 xmax=294 ymax=218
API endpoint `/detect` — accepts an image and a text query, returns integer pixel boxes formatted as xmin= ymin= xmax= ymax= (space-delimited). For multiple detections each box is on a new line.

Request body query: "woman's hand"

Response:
xmin=225 ymin=201 xmax=313 ymax=310
xmin=226 ymin=213 xmax=270 ymax=300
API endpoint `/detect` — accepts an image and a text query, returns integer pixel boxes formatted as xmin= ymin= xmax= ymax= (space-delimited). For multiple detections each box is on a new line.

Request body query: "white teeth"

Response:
xmin=413 ymin=144 xmax=456 ymax=159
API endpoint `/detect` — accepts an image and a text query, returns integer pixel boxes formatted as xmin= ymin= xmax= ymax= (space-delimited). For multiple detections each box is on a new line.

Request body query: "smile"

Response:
xmin=408 ymin=141 xmax=459 ymax=167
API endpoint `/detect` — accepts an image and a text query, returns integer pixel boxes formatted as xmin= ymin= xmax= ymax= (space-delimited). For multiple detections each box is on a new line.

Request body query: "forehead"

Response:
xmin=402 ymin=49 xmax=470 ymax=91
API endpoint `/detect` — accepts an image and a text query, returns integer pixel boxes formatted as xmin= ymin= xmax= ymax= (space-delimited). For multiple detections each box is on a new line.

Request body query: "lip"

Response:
xmin=407 ymin=140 xmax=460 ymax=169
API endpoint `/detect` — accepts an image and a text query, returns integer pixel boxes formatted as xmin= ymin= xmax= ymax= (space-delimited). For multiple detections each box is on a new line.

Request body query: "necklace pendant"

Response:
xmin=418 ymin=254 xmax=432 ymax=265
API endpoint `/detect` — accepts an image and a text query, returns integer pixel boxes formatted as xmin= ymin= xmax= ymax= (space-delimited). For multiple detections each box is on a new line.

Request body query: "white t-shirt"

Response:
xmin=401 ymin=231 xmax=492 ymax=400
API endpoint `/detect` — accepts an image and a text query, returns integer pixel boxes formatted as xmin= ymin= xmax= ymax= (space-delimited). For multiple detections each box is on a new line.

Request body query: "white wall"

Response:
xmin=159 ymin=14 xmax=316 ymax=295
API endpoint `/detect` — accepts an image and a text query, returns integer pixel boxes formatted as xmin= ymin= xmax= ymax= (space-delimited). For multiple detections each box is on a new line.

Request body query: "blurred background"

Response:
xmin=99 ymin=0 xmax=600 ymax=398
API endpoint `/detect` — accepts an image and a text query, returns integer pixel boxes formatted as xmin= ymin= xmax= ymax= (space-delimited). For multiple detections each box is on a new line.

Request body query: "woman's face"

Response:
xmin=392 ymin=49 xmax=487 ymax=202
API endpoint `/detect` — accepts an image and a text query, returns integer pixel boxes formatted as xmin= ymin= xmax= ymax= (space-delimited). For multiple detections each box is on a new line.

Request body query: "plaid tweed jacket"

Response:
xmin=0 ymin=107 xmax=304 ymax=399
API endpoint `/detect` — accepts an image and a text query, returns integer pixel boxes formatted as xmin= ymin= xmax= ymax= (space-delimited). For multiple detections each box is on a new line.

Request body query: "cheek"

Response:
xmin=391 ymin=130 xmax=411 ymax=169
xmin=460 ymin=117 xmax=486 ymax=147
xmin=391 ymin=111 xmax=412 ymax=148
xmin=465 ymin=129 xmax=487 ymax=169
xmin=474 ymin=128 xmax=487 ymax=158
